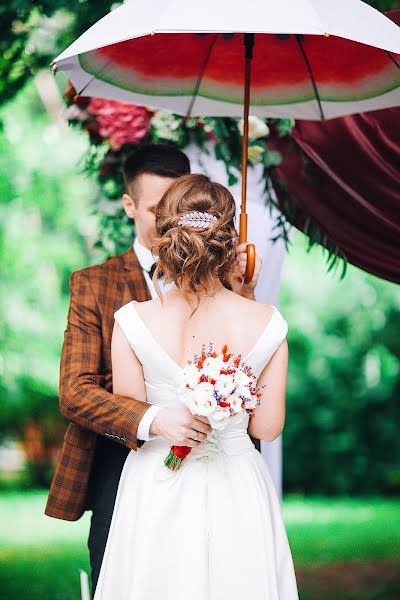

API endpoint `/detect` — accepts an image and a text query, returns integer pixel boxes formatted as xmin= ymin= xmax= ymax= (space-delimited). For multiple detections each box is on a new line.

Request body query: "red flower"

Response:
xmin=87 ymin=99 xmax=151 ymax=149
xmin=171 ymin=445 xmax=192 ymax=459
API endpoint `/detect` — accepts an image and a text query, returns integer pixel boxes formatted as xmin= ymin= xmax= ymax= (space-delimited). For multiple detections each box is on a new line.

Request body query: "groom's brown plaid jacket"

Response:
xmin=45 ymin=247 xmax=152 ymax=521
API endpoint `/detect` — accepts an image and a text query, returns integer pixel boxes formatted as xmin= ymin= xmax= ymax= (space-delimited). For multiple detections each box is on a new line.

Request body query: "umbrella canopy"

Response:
xmin=53 ymin=0 xmax=400 ymax=120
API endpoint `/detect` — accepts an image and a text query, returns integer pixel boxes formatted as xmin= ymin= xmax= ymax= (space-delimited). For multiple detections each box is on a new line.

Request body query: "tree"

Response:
xmin=0 ymin=76 xmax=97 ymax=485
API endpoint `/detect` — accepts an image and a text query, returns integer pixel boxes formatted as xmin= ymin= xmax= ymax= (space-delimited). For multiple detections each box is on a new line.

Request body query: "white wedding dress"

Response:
xmin=93 ymin=301 xmax=299 ymax=600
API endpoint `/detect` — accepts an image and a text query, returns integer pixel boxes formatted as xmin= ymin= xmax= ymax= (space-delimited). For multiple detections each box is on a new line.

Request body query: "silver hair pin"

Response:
xmin=178 ymin=211 xmax=218 ymax=229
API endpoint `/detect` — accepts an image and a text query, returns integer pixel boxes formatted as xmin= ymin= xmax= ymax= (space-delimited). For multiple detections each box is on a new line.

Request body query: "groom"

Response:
xmin=45 ymin=143 xmax=262 ymax=593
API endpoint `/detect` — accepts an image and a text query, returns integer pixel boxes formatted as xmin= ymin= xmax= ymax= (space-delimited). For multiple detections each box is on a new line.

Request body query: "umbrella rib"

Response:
xmin=77 ymin=56 xmax=115 ymax=97
xmin=295 ymin=35 xmax=325 ymax=120
xmin=186 ymin=33 xmax=219 ymax=117
xmin=384 ymin=50 xmax=400 ymax=70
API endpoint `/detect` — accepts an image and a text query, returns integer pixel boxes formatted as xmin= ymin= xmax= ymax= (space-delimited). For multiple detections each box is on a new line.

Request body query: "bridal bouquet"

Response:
xmin=164 ymin=343 xmax=265 ymax=471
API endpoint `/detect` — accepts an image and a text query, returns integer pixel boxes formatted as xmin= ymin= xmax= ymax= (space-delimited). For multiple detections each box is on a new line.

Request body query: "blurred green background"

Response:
xmin=1 ymin=1 xmax=399 ymax=599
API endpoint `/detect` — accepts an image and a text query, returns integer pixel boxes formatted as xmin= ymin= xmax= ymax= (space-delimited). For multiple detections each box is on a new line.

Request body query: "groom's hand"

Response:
xmin=150 ymin=407 xmax=211 ymax=447
xmin=230 ymin=241 xmax=262 ymax=300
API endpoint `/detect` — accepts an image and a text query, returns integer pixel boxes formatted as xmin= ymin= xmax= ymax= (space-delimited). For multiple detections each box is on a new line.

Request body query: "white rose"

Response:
xmin=235 ymin=369 xmax=252 ymax=386
xmin=174 ymin=366 xmax=199 ymax=396
xmin=229 ymin=393 xmax=244 ymax=413
xmin=235 ymin=370 xmax=253 ymax=396
xmin=209 ymin=407 xmax=231 ymax=430
xmin=238 ymin=116 xmax=270 ymax=140
xmin=179 ymin=388 xmax=197 ymax=412
xmin=246 ymin=398 xmax=258 ymax=410
xmin=190 ymin=382 xmax=217 ymax=416
xmin=214 ymin=374 xmax=236 ymax=399
xmin=247 ymin=396 xmax=257 ymax=408
xmin=202 ymin=356 xmax=225 ymax=380
xmin=237 ymin=384 xmax=251 ymax=400
xmin=183 ymin=364 xmax=201 ymax=389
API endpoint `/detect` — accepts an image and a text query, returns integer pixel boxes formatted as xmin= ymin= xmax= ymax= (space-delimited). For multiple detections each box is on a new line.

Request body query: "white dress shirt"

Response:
xmin=133 ymin=237 xmax=173 ymax=441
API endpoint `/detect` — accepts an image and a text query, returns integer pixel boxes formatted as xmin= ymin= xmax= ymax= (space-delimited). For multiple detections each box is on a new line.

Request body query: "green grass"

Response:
xmin=0 ymin=491 xmax=90 ymax=600
xmin=0 ymin=491 xmax=399 ymax=600
xmin=283 ymin=495 xmax=400 ymax=566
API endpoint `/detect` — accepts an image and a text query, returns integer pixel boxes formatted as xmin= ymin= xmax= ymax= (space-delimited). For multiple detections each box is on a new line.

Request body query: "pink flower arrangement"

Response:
xmin=87 ymin=98 xmax=152 ymax=150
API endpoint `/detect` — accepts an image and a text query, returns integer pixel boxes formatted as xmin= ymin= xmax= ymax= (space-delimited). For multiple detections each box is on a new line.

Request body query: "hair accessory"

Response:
xmin=178 ymin=211 xmax=218 ymax=229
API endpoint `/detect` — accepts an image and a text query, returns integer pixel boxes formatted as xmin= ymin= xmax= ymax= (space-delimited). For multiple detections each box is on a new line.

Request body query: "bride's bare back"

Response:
xmin=133 ymin=287 xmax=274 ymax=369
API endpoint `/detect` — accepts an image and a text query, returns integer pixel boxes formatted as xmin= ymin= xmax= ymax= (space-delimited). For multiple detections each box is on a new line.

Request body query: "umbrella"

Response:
xmin=51 ymin=0 xmax=400 ymax=282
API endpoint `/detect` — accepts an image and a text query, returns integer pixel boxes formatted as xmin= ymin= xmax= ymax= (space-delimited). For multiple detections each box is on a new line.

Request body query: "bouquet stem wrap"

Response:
xmin=164 ymin=445 xmax=192 ymax=471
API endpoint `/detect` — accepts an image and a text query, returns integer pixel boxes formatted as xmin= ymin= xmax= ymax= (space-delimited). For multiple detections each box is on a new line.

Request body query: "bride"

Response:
xmin=93 ymin=174 xmax=299 ymax=599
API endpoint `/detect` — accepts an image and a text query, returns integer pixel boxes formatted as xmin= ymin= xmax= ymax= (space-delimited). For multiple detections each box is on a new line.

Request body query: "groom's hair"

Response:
xmin=122 ymin=144 xmax=191 ymax=199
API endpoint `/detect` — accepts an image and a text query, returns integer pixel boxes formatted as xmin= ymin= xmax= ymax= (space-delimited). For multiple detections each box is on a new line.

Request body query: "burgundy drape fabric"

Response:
xmin=269 ymin=10 xmax=400 ymax=284
xmin=269 ymin=107 xmax=400 ymax=283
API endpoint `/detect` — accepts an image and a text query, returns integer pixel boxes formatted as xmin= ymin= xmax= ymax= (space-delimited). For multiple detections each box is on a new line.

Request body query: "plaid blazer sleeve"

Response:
xmin=59 ymin=269 xmax=150 ymax=450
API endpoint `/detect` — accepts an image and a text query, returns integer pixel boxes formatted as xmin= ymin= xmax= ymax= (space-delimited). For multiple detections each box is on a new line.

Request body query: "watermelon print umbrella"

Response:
xmin=51 ymin=0 xmax=400 ymax=282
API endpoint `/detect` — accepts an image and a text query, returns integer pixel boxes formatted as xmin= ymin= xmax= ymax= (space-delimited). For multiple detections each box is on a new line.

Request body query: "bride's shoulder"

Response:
xmin=228 ymin=294 xmax=287 ymax=331
xmin=224 ymin=292 xmax=274 ymax=324
xmin=130 ymin=297 xmax=160 ymax=320
xmin=227 ymin=291 xmax=274 ymax=315
xmin=114 ymin=299 xmax=135 ymax=320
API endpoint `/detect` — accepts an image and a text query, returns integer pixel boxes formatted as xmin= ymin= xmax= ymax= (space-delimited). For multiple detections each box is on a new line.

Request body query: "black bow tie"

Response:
xmin=148 ymin=262 xmax=157 ymax=279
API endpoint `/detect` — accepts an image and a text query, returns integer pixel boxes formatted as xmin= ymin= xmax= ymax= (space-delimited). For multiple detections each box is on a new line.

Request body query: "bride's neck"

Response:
xmin=166 ymin=278 xmax=226 ymax=302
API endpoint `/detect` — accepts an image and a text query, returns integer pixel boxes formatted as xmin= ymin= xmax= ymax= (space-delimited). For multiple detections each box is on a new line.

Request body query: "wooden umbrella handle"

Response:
xmin=239 ymin=213 xmax=256 ymax=284
xmin=244 ymin=244 xmax=256 ymax=284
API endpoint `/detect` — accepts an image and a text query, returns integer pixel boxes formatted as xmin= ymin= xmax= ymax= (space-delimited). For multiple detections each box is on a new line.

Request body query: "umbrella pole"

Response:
xmin=239 ymin=33 xmax=256 ymax=284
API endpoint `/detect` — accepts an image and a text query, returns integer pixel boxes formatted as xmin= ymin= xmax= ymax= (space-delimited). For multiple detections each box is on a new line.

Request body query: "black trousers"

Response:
xmin=87 ymin=436 xmax=131 ymax=596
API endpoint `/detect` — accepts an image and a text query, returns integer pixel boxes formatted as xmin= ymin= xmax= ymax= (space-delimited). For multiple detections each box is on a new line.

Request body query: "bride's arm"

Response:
xmin=111 ymin=322 xmax=212 ymax=446
xmin=247 ymin=339 xmax=288 ymax=442
xmin=111 ymin=322 xmax=147 ymax=403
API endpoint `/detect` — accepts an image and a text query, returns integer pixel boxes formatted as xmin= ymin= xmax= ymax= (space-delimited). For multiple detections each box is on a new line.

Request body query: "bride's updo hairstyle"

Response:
xmin=152 ymin=174 xmax=241 ymax=306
